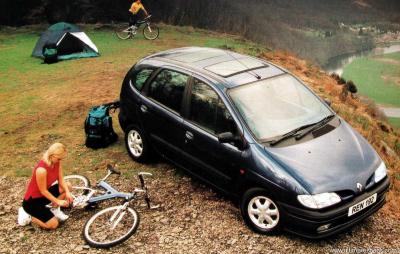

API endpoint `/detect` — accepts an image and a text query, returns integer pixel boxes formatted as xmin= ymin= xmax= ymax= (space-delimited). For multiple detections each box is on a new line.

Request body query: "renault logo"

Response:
xmin=356 ymin=183 xmax=363 ymax=192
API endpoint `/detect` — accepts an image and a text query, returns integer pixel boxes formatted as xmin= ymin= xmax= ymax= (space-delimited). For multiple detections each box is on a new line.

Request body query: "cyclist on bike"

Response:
xmin=18 ymin=143 xmax=73 ymax=229
xmin=129 ymin=0 xmax=149 ymax=31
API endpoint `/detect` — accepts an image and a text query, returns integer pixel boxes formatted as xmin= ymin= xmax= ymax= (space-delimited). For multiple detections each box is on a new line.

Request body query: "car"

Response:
xmin=118 ymin=47 xmax=390 ymax=239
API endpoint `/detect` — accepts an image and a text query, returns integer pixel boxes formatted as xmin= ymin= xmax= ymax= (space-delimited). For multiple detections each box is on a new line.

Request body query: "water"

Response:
xmin=323 ymin=44 xmax=400 ymax=76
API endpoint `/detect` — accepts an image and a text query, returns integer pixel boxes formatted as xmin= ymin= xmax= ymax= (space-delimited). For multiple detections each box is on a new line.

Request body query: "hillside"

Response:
xmin=0 ymin=24 xmax=399 ymax=252
xmin=2 ymin=0 xmax=400 ymax=66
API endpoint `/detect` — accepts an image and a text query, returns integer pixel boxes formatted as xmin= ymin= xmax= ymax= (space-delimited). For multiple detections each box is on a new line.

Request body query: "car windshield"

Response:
xmin=228 ymin=74 xmax=332 ymax=140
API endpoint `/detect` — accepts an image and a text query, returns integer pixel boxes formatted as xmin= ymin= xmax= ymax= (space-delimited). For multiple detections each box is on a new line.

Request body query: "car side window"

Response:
xmin=132 ymin=68 xmax=154 ymax=91
xmin=189 ymin=78 xmax=235 ymax=134
xmin=147 ymin=69 xmax=188 ymax=113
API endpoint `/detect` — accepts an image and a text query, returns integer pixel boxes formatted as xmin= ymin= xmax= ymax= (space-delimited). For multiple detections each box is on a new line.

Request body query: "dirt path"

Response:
xmin=1 ymin=168 xmax=399 ymax=254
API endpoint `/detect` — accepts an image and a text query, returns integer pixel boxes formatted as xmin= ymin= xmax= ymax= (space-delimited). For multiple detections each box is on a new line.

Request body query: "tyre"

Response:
xmin=125 ymin=125 xmax=151 ymax=162
xmin=240 ymin=188 xmax=282 ymax=234
xmin=143 ymin=24 xmax=159 ymax=40
xmin=61 ymin=175 xmax=90 ymax=197
xmin=115 ymin=26 xmax=132 ymax=40
xmin=83 ymin=205 xmax=140 ymax=248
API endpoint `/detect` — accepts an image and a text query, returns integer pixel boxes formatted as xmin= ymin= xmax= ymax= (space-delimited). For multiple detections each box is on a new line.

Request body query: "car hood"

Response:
xmin=264 ymin=119 xmax=381 ymax=194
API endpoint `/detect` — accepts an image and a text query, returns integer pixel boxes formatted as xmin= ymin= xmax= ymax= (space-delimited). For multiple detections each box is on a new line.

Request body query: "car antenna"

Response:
xmin=225 ymin=50 xmax=262 ymax=80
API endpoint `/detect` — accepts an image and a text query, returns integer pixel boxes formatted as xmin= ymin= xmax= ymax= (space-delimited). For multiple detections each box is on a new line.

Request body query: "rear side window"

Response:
xmin=132 ymin=69 xmax=154 ymax=91
xmin=147 ymin=69 xmax=188 ymax=113
xmin=189 ymin=78 xmax=235 ymax=134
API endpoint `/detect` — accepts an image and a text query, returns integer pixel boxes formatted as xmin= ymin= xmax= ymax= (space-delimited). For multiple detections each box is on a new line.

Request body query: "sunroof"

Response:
xmin=204 ymin=57 xmax=267 ymax=77
xmin=168 ymin=50 xmax=225 ymax=63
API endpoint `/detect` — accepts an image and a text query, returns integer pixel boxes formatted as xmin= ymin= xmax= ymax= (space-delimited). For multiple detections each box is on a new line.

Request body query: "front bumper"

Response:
xmin=278 ymin=176 xmax=390 ymax=239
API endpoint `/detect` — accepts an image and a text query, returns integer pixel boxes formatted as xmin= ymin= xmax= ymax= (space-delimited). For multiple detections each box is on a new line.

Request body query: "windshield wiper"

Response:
xmin=268 ymin=114 xmax=336 ymax=146
xmin=269 ymin=122 xmax=319 ymax=146
xmin=294 ymin=114 xmax=335 ymax=141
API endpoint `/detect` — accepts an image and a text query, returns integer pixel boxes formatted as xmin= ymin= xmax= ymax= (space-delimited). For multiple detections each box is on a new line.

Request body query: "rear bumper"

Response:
xmin=278 ymin=176 xmax=390 ymax=239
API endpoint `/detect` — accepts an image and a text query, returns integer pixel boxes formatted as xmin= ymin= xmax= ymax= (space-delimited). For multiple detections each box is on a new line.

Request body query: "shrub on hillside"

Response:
xmin=346 ymin=80 xmax=358 ymax=94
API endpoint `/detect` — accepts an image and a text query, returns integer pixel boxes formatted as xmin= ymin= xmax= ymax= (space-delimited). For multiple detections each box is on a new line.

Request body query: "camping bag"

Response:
xmin=84 ymin=103 xmax=118 ymax=149
xmin=42 ymin=43 xmax=58 ymax=64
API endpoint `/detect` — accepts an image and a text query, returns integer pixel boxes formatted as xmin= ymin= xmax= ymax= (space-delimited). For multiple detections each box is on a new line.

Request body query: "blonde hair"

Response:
xmin=42 ymin=143 xmax=67 ymax=165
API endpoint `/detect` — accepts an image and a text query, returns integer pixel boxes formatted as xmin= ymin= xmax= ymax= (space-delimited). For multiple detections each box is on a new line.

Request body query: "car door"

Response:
xmin=181 ymin=77 xmax=244 ymax=190
xmin=139 ymin=68 xmax=190 ymax=160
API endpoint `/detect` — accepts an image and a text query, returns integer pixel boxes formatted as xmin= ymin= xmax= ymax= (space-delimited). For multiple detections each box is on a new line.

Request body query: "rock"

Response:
xmin=74 ymin=245 xmax=83 ymax=252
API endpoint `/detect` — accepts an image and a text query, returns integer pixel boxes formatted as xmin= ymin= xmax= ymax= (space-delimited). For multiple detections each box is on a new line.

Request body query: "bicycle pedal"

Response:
xmin=150 ymin=204 xmax=160 ymax=210
xmin=138 ymin=172 xmax=153 ymax=176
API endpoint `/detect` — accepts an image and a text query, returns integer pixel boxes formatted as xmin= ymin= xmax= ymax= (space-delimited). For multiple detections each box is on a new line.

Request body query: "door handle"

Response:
xmin=185 ymin=131 xmax=194 ymax=140
xmin=140 ymin=105 xmax=148 ymax=113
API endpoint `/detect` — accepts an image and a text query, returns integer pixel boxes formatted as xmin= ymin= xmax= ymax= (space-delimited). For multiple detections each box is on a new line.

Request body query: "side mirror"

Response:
xmin=217 ymin=132 xmax=247 ymax=150
xmin=324 ymin=99 xmax=332 ymax=106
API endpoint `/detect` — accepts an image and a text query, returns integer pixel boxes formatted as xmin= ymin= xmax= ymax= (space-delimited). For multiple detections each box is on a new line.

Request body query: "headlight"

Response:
xmin=297 ymin=193 xmax=341 ymax=209
xmin=374 ymin=161 xmax=387 ymax=183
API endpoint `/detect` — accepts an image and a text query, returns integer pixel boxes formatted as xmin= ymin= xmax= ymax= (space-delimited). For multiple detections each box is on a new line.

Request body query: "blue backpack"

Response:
xmin=84 ymin=102 xmax=119 ymax=149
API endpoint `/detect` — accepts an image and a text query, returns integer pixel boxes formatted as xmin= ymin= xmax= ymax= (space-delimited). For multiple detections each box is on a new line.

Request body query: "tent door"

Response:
xmin=57 ymin=32 xmax=86 ymax=56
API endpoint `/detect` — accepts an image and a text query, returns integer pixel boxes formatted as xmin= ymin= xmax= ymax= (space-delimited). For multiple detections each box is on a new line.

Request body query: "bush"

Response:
xmin=346 ymin=80 xmax=358 ymax=93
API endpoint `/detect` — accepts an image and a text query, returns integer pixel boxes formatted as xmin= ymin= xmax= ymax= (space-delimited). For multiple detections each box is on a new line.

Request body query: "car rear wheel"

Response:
xmin=240 ymin=188 xmax=281 ymax=234
xmin=125 ymin=125 xmax=151 ymax=162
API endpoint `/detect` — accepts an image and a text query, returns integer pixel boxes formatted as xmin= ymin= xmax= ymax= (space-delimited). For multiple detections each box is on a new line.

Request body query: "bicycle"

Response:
xmin=62 ymin=164 xmax=159 ymax=248
xmin=115 ymin=15 xmax=159 ymax=40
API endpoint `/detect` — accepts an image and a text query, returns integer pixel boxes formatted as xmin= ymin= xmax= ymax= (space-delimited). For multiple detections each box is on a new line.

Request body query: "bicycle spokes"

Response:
xmin=84 ymin=206 xmax=139 ymax=247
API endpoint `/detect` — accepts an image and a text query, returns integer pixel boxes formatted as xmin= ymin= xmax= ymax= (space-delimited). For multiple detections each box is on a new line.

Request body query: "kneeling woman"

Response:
xmin=22 ymin=143 xmax=73 ymax=229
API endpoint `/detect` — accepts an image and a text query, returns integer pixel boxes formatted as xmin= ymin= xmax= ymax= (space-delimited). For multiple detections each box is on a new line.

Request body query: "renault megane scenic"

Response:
xmin=118 ymin=47 xmax=390 ymax=238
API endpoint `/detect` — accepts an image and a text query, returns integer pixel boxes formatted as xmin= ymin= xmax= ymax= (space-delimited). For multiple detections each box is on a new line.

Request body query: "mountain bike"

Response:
xmin=115 ymin=15 xmax=159 ymax=40
xmin=63 ymin=164 xmax=159 ymax=248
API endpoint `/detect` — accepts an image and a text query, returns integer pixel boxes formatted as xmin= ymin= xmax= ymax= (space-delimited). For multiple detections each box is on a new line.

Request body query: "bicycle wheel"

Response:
xmin=64 ymin=175 xmax=90 ymax=197
xmin=143 ymin=24 xmax=159 ymax=40
xmin=83 ymin=205 xmax=140 ymax=248
xmin=115 ymin=27 xmax=132 ymax=40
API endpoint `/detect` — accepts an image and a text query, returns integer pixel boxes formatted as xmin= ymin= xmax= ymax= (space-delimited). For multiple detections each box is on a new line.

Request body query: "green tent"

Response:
xmin=32 ymin=22 xmax=99 ymax=60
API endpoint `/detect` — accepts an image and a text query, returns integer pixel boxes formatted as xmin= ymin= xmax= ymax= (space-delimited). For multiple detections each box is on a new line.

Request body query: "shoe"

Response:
xmin=129 ymin=25 xmax=138 ymax=34
xmin=50 ymin=207 xmax=69 ymax=222
xmin=18 ymin=207 xmax=31 ymax=226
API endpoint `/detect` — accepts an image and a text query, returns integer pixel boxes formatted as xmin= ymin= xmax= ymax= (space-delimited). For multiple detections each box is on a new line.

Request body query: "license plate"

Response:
xmin=348 ymin=193 xmax=377 ymax=217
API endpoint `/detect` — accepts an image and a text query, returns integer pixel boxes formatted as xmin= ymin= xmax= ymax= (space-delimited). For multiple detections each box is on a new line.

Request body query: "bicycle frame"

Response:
xmin=71 ymin=169 xmax=153 ymax=209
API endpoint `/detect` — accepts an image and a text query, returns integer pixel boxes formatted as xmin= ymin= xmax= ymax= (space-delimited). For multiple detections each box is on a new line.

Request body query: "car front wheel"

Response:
xmin=125 ymin=125 xmax=151 ymax=162
xmin=240 ymin=188 xmax=282 ymax=234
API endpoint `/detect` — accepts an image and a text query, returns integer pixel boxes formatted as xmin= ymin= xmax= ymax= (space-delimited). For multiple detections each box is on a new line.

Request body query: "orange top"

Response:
xmin=129 ymin=2 xmax=145 ymax=14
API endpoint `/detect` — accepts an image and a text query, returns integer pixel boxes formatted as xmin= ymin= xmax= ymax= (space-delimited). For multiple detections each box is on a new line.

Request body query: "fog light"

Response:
xmin=317 ymin=224 xmax=331 ymax=232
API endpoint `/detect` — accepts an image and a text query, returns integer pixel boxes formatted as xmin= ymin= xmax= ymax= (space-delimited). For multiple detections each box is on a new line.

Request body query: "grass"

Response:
xmin=342 ymin=52 xmax=400 ymax=107
xmin=388 ymin=117 xmax=400 ymax=128
xmin=0 ymin=24 xmax=265 ymax=176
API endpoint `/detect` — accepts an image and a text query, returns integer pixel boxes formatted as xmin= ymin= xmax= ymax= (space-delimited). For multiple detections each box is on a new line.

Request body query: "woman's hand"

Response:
xmin=66 ymin=192 xmax=74 ymax=205
xmin=56 ymin=199 xmax=69 ymax=207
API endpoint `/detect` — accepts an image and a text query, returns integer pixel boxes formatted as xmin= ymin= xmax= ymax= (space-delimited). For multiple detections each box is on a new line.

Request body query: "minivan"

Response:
xmin=118 ymin=47 xmax=390 ymax=238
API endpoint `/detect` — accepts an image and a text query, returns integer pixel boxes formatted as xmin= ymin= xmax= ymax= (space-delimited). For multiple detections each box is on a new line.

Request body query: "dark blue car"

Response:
xmin=118 ymin=47 xmax=390 ymax=238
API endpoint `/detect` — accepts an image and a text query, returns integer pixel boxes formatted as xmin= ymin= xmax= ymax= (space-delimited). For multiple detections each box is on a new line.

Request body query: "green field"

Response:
xmin=388 ymin=117 xmax=400 ymax=128
xmin=342 ymin=51 xmax=400 ymax=107
xmin=0 ymin=24 xmax=265 ymax=176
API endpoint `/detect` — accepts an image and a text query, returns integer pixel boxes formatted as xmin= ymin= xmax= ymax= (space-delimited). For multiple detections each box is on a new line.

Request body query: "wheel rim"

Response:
xmin=62 ymin=175 xmax=89 ymax=197
xmin=127 ymin=130 xmax=143 ymax=157
xmin=247 ymin=196 xmax=279 ymax=230
xmin=116 ymin=27 xmax=132 ymax=40
xmin=143 ymin=25 xmax=159 ymax=40
xmin=84 ymin=206 xmax=138 ymax=246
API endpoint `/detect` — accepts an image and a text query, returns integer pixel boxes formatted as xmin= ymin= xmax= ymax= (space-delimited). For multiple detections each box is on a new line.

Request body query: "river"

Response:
xmin=323 ymin=44 xmax=400 ymax=76
xmin=322 ymin=44 xmax=400 ymax=118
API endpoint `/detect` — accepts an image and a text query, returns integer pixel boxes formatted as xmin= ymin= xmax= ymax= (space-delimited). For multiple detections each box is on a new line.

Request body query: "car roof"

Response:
xmin=139 ymin=47 xmax=285 ymax=89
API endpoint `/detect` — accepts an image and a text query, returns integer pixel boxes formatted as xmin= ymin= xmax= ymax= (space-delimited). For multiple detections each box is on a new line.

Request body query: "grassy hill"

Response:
xmin=0 ymin=23 xmax=399 ymax=221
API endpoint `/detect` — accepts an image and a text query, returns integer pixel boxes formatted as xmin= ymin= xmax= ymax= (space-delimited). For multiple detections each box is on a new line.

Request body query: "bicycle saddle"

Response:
xmin=107 ymin=164 xmax=121 ymax=175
